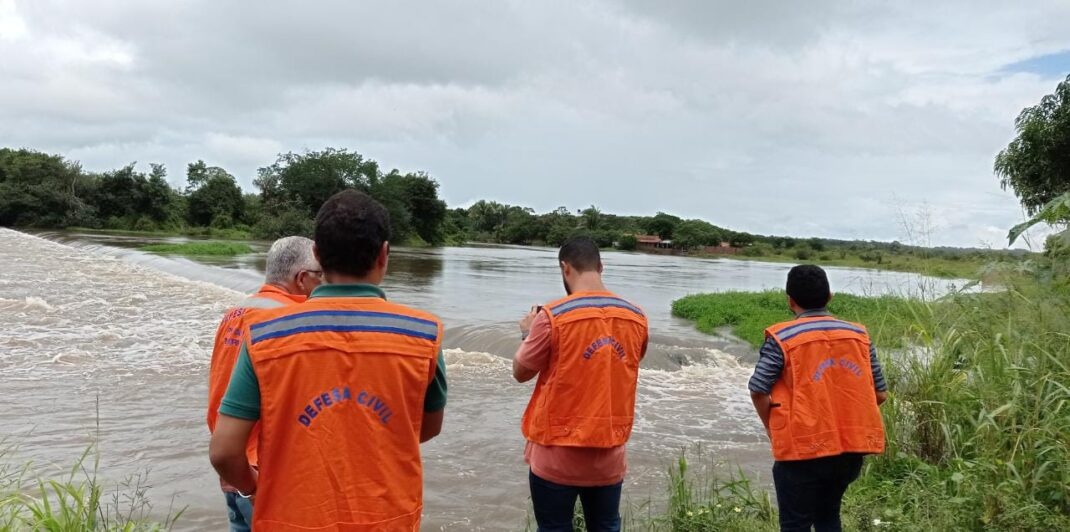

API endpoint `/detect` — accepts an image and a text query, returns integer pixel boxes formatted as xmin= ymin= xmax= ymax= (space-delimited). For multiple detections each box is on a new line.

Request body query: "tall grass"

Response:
xmin=0 ymin=443 xmax=182 ymax=531
xmin=662 ymin=277 xmax=1070 ymax=531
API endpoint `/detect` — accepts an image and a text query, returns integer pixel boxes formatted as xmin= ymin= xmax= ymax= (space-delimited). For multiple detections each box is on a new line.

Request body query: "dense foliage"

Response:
xmin=995 ymin=74 xmax=1070 ymax=216
xmin=0 ymin=146 xmax=1037 ymax=275
xmin=0 ymin=147 xmax=448 ymax=245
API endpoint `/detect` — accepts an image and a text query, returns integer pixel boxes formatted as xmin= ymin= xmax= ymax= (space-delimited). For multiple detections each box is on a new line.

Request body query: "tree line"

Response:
xmin=0 ymin=147 xmax=448 ymax=244
xmin=0 ymin=145 xmax=1033 ymax=263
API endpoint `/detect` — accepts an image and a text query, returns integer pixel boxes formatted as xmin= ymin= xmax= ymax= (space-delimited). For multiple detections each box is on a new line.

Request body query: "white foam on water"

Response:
xmin=0 ymin=228 xmax=243 ymax=378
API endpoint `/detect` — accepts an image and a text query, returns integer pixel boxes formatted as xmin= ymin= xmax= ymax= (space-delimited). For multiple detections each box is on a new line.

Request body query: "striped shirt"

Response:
xmin=748 ymin=308 xmax=888 ymax=395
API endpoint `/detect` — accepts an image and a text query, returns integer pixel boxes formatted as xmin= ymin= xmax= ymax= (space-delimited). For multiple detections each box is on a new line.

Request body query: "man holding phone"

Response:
xmin=512 ymin=236 xmax=649 ymax=531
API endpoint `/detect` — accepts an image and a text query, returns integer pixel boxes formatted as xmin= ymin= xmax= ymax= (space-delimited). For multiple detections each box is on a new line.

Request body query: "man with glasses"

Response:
xmin=206 ymin=235 xmax=322 ymax=532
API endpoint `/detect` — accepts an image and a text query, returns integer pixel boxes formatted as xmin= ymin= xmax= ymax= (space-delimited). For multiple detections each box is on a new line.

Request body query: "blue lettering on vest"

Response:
xmin=583 ymin=336 xmax=626 ymax=360
xmin=813 ymin=358 xmax=865 ymax=382
xmin=297 ymin=386 xmax=392 ymax=427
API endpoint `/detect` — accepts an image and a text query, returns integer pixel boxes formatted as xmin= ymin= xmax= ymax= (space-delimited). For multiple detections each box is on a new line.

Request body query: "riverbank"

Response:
xmin=670 ymin=283 xmax=1070 ymax=530
xmin=22 ymin=225 xmax=1010 ymax=279
xmin=708 ymin=251 xmax=990 ymax=280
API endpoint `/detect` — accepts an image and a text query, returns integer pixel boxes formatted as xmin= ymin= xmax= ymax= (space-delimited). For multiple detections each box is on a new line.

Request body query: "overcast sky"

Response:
xmin=2 ymin=1 xmax=1068 ymax=247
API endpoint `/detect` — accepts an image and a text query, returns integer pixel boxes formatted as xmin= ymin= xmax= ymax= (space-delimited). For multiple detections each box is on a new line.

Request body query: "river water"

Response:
xmin=0 ymin=228 xmax=959 ymax=530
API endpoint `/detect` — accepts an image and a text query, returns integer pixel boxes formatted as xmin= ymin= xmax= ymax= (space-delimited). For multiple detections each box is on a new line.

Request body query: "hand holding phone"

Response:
xmin=519 ymin=305 xmax=541 ymax=337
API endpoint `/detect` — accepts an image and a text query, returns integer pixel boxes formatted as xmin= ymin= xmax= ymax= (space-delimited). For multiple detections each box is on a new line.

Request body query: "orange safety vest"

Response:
xmin=522 ymin=291 xmax=648 ymax=448
xmin=207 ymin=284 xmax=306 ymax=470
xmin=241 ymin=295 xmax=443 ymax=531
xmin=764 ymin=315 xmax=886 ymax=461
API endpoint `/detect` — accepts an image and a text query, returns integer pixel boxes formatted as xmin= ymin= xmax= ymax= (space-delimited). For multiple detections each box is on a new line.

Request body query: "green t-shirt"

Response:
xmin=219 ymin=283 xmax=448 ymax=420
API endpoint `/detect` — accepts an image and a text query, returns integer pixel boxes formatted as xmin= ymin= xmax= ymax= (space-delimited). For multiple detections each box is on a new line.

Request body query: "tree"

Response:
xmin=501 ymin=207 xmax=539 ymax=244
xmin=729 ymin=232 xmax=755 ymax=248
xmin=143 ymin=164 xmax=180 ymax=225
xmin=995 ymin=74 xmax=1070 ymax=215
xmin=0 ymin=148 xmax=88 ymax=227
xmin=674 ymin=219 xmax=723 ymax=249
xmin=468 ymin=200 xmax=509 ymax=235
xmin=617 ymin=234 xmax=638 ymax=251
xmin=395 ymin=171 xmax=447 ymax=245
xmin=581 ymin=205 xmax=602 ymax=231
xmin=255 ymin=148 xmax=378 ymax=216
xmin=187 ymin=164 xmax=243 ymax=227
xmin=643 ymin=212 xmax=681 ymax=239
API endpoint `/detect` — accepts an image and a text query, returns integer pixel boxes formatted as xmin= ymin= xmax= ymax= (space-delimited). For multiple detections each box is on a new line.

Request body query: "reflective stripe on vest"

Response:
xmin=522 ymin=291 xmax=648 ymax=448
xmin=764 ymin=316 xmax=886 ymax=461
xmin=249 ymin=310 xmax=439 ymax=344
xmin=242 ymin=298 xmax=441 ymax=530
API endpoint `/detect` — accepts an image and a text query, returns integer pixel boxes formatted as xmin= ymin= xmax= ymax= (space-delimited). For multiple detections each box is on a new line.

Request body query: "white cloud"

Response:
xmin=1 ymin=0 xmax=1068 ymax=247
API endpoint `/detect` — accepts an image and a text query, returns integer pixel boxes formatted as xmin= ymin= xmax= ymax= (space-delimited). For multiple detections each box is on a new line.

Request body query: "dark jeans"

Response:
xmin=772 ymin=453 xmax=864 ymax=532
xmin=224 ymin=491 xmax=254 ymax=532
xmin=529 ymin=470 xmax=623 ymax=532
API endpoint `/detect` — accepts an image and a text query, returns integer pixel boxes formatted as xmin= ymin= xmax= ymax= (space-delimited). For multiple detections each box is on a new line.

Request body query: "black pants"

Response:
xmin=528 ymin=470 xmax=622 ymax=532
xmin=772 ymin=453 xmax=864 ymax=532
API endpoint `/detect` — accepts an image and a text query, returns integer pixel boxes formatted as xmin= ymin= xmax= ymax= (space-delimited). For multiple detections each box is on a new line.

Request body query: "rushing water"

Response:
xmin=0 ymin=229 xmax=961 ymax=530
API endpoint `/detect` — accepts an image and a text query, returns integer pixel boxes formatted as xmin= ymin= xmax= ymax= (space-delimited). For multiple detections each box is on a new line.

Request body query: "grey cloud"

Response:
xmin=1 ymin=0 xmax=1068 ymax=247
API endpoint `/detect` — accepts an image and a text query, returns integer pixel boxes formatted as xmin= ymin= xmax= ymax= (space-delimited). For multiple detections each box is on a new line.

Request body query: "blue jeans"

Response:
xmin=772 ymin=453 xmax=864 ymax=532
xmin=528 ymin=470 xmax=622 ymax=532
xmin=224 ymin=492 xmax=254 ymax=532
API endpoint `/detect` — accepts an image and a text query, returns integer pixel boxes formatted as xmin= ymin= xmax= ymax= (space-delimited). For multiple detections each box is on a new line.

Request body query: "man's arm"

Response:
xmin=870 ymin=344 xmax=889 ymax=405
xmin=513 ymin=309 xmax=550 ymax=383
xmin=421 ymin=409 xmax=444 ymax=442
xmin=209 ymin=343 xmax=261 ymax=494
xmin=513 ymin=358 xmax=539 ymax=383
xmin=209 ymin=414 xmax=258 ymax=494
xmin=421 ymin=350 xmax=448 ymax=443
xmin=748 ymin=336 xmax=785 ymax=439
xmin=750 ymin=392 xmax=773 ymax=438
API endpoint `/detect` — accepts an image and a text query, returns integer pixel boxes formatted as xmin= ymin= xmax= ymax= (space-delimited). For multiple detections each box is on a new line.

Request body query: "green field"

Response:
xmin=139 ymin=241 xmax=253 ymax=256
xmin=671 ymin=290 xmax=922 ymax=349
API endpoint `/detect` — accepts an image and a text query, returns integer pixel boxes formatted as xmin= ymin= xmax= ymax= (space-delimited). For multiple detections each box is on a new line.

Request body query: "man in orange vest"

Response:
xmin=207 ymin=236 xmax=322 ymax=532
xmin=513 ymin=236 xmax=648 ymax=532
xmin=749 ymin=265 xmax=888 ymax=532
xmin=209 ymin=190 xmax=447 ymax=531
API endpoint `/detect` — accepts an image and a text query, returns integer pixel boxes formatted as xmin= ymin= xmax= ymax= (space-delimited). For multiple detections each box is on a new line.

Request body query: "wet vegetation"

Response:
xmin=668 ymin=271 xmax=1070 ymax=530
xmin=0 ymin=444 xmax=181 ymax=531
xmin=139 ymin=242 xmax=253 ymax=257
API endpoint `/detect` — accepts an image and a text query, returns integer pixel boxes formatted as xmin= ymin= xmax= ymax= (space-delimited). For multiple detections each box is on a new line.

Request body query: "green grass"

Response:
xmin=67 ymin=226 xmax=254 ymax=241
xmin=139 ymin=242 xmax=253 ymax=256
xmin=657 ymin=277 xmax=1070 ymax=530
xmin=712 ymin=252 xmax=989 ymax=280
xmin=0 ymin=444 xmax=182 ymax=530
xmin=671 ymin=291 xmax=921 ymax=349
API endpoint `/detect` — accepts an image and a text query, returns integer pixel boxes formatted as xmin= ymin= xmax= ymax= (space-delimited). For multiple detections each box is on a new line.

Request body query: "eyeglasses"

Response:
xmin=298 ymin=269 xmax=323 ymax=280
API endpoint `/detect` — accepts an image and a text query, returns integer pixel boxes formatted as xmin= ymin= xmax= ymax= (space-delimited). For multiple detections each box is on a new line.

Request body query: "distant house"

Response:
xmin=635 ymin=234 xmax=674 ymax=253
xmin=636 ymin=234 xmax=661 ymax=250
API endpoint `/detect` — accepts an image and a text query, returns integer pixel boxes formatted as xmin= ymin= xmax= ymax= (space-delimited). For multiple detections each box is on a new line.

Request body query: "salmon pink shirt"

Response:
xmin=515 ymin=313 xmax=628 ymax=487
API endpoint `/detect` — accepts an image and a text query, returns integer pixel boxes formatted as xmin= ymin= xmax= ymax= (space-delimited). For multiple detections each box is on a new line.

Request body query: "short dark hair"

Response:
xmin=559 ymin=236 xmax=601 ymax=272
xmin=314 ymin=189 xmax=390 ymax=277
xmin=786 ymin=265 xmax=831 ymax=310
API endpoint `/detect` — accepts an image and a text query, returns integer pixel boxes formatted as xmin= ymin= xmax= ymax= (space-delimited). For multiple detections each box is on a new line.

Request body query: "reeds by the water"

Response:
xmin=660 ymin=277 xmax=1070 ymax=531
xmin=0 ymin=444 xmax=182 ymax=531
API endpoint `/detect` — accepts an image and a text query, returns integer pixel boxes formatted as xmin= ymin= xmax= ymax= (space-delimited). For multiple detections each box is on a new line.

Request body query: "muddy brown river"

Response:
xmin=0 ymin=228 xmax=961 ymax=530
